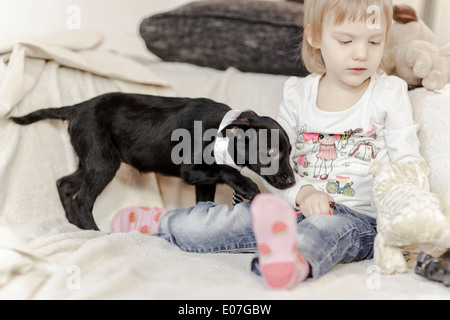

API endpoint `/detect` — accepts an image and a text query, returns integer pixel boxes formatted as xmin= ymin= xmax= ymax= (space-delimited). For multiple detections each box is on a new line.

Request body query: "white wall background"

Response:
xmin=0 ymin=0 xmax=200 ymax=59
xmin=432 ymin=0 xmax=450 ymax=46
xmin=0 ymin=0 xmax=449 ymax=60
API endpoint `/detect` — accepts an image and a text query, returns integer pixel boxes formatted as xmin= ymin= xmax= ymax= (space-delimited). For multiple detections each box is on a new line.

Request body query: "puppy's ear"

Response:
xmin=219 ymin=118 xmax=250 ymax=137
xmin=222 ymin=122 xmax=257 ymax=141
xmin=225 ymin=121 xmax=257 ymax=165
xmin=219 ymin=110 xmax=258 ymax=138
xmin=232 ymin=118 xmax=251 ymax=128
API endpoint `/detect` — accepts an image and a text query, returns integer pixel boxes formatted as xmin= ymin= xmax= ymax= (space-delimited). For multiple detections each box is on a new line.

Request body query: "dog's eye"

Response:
xmin=268 ymin=149 xmax=279 ymax=157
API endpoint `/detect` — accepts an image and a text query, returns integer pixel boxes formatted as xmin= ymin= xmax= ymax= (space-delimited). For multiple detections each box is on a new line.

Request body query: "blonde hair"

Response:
xmin=302 ymin=0 xmax=393 ymax=74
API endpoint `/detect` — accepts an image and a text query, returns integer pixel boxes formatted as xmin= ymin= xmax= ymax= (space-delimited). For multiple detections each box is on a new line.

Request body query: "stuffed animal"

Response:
xmin=384 ymin=5 xmax=450 ymax=90
xmin=370 ymin=160 xmax=450 ymax=274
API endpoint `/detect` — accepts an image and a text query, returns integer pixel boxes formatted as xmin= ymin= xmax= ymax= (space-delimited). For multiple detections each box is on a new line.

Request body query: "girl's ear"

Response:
xmin=306 ymin=24 xmax=320 ymax=49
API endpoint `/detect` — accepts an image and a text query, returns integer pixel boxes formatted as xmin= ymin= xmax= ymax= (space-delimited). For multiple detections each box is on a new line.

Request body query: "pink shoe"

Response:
xmin=111 ymin=206 xmax=168 ymax=234
xmin=251 ymin=194 xmax=310 ymax=290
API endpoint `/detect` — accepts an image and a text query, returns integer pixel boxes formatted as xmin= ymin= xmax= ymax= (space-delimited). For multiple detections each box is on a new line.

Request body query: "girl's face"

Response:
xmin=318 ymin=16 xmax=387 ymax=90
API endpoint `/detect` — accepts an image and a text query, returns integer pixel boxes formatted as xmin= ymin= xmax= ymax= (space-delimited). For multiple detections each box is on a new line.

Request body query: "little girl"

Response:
xmin=112 ymin=0 xmax=425 ymax=290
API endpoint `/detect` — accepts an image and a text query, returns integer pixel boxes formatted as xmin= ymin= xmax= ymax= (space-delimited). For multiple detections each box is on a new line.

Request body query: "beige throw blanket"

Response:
xmin=0 ymin=30 xmax=175 ymax=297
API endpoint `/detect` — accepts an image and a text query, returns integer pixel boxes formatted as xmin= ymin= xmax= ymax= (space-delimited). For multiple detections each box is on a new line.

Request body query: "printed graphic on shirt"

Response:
xmin=348 ymin=141 xmax=380 ymax=161
xmin=326 ymin=176 xmax=355 ymax=197
xmin=346 ymin=125 xmax=380 ymax=162
xmin=366 ymin=124 xmax=378 ymax=139
xmin=297 ymin=125 xmax=380 ymax=198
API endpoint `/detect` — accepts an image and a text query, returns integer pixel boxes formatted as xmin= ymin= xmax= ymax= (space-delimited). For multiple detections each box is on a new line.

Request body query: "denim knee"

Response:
xmin=157 ymin=202 xmax=257 ymax=253
xmin=295 ymin=212 xmax=375 ymax=278
xmin=297 ymin=214 xmax=357 ymax=248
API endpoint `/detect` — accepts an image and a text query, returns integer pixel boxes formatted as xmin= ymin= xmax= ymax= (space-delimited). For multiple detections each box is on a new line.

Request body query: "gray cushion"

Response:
xmin=139 ymin=0 xmax=308 ymax=76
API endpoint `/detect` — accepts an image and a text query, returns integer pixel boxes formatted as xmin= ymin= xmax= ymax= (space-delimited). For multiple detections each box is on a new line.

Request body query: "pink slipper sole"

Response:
xmin=251 ymin=194 xmax=310 ymax=289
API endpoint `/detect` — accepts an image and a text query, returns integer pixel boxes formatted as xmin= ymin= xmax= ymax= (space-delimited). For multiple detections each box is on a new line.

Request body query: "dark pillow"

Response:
xmin=140 ymin=0 xmax=308 ymax=77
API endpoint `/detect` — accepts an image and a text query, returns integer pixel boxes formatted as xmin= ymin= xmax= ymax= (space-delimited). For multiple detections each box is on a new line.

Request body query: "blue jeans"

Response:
xmin=156 ymin=201 xmax=377 ymax=279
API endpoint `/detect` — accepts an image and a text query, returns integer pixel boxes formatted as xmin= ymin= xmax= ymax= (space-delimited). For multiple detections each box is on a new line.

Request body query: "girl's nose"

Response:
xmin=353 ymin=43 xmax=368 ymax=61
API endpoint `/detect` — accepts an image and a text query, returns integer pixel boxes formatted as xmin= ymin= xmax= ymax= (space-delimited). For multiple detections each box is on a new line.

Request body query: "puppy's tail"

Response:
xmin=10 ymin=106 xmax=74 ymax=125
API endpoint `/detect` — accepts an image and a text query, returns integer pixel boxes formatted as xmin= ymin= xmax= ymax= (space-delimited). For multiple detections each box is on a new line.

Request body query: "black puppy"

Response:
xmin=11 ymin=93 xmax=295 ymax=230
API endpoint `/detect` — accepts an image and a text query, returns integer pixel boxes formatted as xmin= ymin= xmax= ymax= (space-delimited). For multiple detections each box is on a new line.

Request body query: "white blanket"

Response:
xmin=0 ymin=30 xmax=174 ymax=297
xmin=0 ymin=30 xmax=449 ymax=300
xmin=409 ymin=87 xmax=450 ymax=200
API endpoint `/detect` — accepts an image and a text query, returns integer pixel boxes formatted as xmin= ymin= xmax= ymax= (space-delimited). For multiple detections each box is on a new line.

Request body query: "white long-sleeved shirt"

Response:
xmin=267 ymin=70 xmax=424 ymax=218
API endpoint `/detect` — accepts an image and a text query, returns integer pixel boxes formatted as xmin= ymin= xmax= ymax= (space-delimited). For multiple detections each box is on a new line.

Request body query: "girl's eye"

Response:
xmin=370 ymin=41 xmax=381 ymax=45
xmin=339 ymin=40 xmax=352 ymax=45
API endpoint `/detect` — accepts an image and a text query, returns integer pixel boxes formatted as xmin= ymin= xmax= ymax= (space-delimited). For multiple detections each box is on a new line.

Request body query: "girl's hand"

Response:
xmin=296 ymin=185 xmax=335 ymax=218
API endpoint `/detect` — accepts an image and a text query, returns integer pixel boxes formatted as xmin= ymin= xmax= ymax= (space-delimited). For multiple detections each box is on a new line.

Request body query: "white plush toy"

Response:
xmin=384 ymin=5 xmax=450 ymax=91
xmin=370 ymin=160 xmax=450 ymax=274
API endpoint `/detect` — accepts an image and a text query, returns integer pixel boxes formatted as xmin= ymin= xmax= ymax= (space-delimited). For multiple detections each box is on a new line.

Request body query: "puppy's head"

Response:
xmin=222 ymin=111 xmax=295 ymax=190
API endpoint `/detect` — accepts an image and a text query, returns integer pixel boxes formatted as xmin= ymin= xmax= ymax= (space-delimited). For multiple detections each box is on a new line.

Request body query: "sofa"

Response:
xmin=0 ymin=0 xmax=449 ymax=299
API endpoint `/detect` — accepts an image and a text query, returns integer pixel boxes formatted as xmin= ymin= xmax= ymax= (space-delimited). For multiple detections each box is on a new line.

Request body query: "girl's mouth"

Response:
xmin=348 ymin=68 xmax=367 ymax=75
